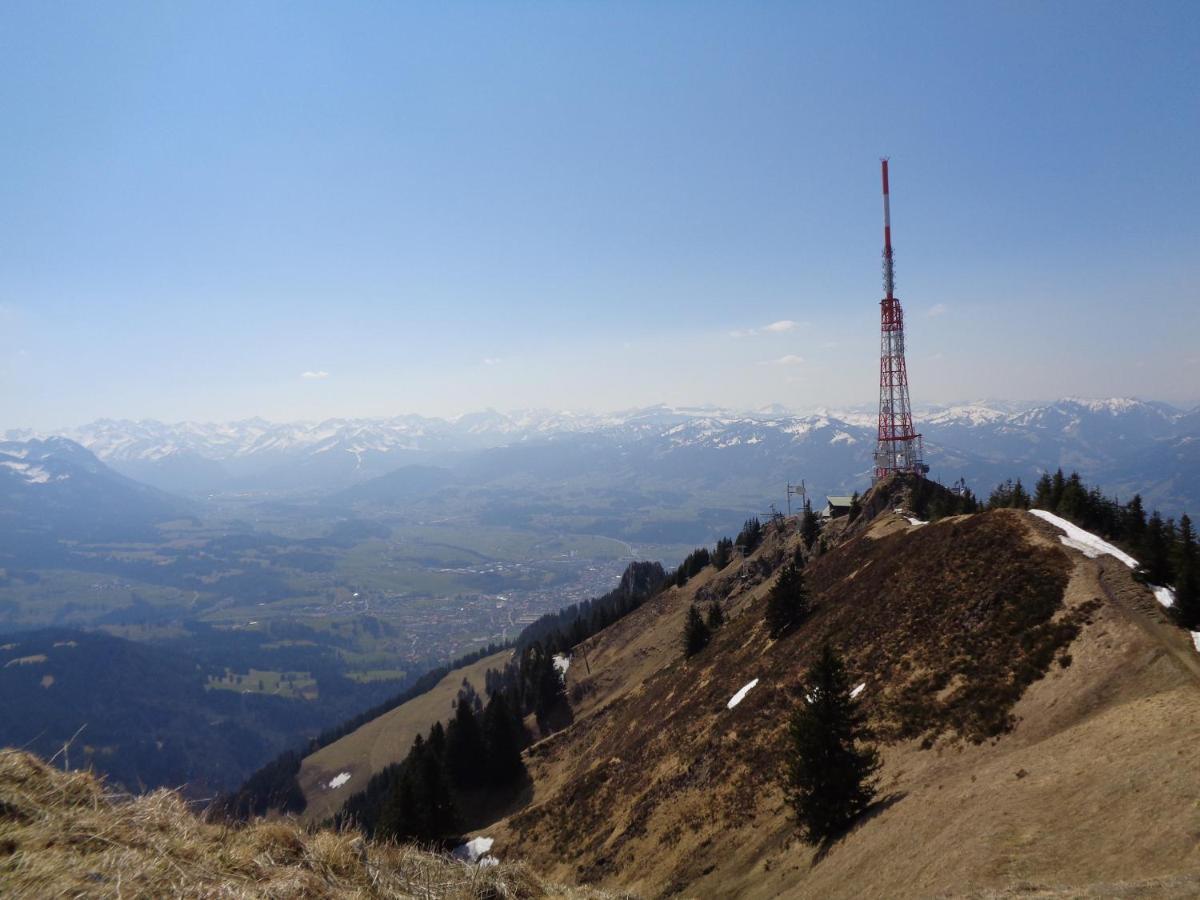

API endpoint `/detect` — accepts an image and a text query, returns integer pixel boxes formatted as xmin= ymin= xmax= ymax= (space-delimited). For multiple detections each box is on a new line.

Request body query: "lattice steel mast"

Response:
xmin=873 ymin=160 xmax=928 ymax=481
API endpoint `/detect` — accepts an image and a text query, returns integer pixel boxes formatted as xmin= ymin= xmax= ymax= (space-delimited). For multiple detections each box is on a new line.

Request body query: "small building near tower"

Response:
xmin=822 ymin=496 xmax=855 ymax=520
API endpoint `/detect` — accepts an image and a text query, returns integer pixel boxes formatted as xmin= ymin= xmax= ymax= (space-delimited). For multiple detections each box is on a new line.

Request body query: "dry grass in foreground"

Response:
xmin=0 ymin=749 xmax=629 ymax=899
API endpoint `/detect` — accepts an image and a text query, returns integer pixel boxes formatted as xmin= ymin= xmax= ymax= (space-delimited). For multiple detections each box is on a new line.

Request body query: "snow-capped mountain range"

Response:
xmin=4 ymin=398 xmax=1198 ymax=515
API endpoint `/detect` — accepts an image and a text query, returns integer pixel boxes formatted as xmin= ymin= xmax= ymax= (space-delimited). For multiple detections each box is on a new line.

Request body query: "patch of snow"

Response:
xmin=893 ymin=508 xmax=927 ymax=527
xmin=1192 ymin=632 xmax=1200 ymax=654
xmin=850 ymin=682 xmax=866 ymax=699
xmin=327 ymin=772 xmax=351 ymax=789
xmin=1029 ymin=509 xmax=1138 ymax=569
xmin=1153 ymin=585 xmax=1176 ymax=609
xmin=552 ymin=653 xmax=570 ymax=679
xmin=0 ymin=461 xmax=53 ymax=483
xmin=453 ymin=836 xmax=495 ymax=864
xmin=727 ymin=678 xmax=759 ymax=709
xmin=830 ymin=431 xmax=858 ymax=445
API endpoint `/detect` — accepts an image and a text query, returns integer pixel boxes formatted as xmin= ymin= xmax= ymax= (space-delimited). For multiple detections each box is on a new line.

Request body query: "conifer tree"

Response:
xmin=736 ymin=517 xmax=763 ymax=554
xmin=531 ymin=643 xmax=567 ymax=733
xmin=1058 ymin=472 xmax=1086 ymax=519
xmin=1050 ymin=468 xmax=1066 ymax=510
xmin=412 ymin=735 xmax=458 ymax=841
xmin=785 ymin=644 xmax=879 ymax=844
xmin=766 ymin=563 xmax=809 ymax=638
xmin=1124 ymin=495 xmax=1147 ymax=551
xmin=482 ymin=691 xmax=526 ymax=787
xmin=1012 ymin=477 xmax=1030 ymax=509
xmin=713 ymin=537 xmax=734 ymax=570
xmin=683 ymin=603 xmax=711 ymax=657
xmin=378 ymin=765 xmax=418 ymax=842
xmin=1144 ymin=512 xmax=1173 ymax=585
xmin=800 ymin=499 xmax=820 ymax=551
xmin=706 ymin=600 xmax=725 ymax=631
xmin=1033 ymin=472 xmax=1054 ymax=509
xmin=1174 ymin=514 xmax=1199 ymax=629
xmin=445 ymin=691 xmax=487 ymax=789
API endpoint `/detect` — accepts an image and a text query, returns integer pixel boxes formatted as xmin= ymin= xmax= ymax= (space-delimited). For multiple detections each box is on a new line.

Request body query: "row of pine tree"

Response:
xmin=989 ymin=469 xmax=1197 ymax=626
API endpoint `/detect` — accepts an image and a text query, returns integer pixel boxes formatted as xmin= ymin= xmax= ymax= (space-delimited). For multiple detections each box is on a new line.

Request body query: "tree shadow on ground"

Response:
xmin=809 ymin=791 xmax=908 ymax=867
xmin=457 ymin=770 xmax=535 ymax=833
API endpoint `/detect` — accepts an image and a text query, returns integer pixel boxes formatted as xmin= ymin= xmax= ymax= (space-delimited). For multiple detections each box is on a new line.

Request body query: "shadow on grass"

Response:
xmin=456 ymin=770 xmax=535 ymax=833
xmin=809 ymin=791 xmax=908 ymax=866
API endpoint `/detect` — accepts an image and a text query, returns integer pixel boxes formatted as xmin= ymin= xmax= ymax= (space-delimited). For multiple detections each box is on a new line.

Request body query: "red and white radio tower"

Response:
xmin=874 ymin=159 xmax=928 ymax=481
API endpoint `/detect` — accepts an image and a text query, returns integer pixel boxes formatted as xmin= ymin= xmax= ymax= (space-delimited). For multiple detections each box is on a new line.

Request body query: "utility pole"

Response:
xmin=786 ymin=479 xmax=806 ymax=516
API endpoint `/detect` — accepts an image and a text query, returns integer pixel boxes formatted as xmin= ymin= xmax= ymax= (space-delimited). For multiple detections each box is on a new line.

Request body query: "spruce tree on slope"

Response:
xmin=706 ymin=600 xmax=726 ymax=631
xmin=766 ymin=563 xmax=809 ymax=638
xmin=683 ymin=604 xmax=711 ymax=657
xmin=1144 ymin=512 xmax=1173 ymax=586
xmin=532 ymin=644 xmax=567 ymax=733
xmin=413 ymin=736 xmax=458 ymax=841
xmin=445 ymin=693 xmax=487 ymax=790
xmin=785 ymin=644 xmax=879 ymax=844
xmin=482 ymin=690 xmax=526 ymax=787
xmin=1174 ymin=514 xmax=1199 ymax=629
xmin=800 ymin=500 xmax=820 ymax=551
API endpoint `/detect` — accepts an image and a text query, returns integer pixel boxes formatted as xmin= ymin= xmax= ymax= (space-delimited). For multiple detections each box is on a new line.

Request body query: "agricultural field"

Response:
xmin=206 ymin=667 xmax=319 ymax=700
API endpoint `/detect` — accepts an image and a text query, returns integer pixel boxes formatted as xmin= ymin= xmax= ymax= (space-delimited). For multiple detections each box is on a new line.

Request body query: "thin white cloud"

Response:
xmin=927 ymin=303 xmax=948 ymax=318
xmin=730 ymin=319 xmax=806 ymax=338
xmin=481 ymin=357 xmax=503 ymax=366
xmin=301 ymin=370 xmax=330 ymax=379
xmin=764 ymin=320 xmax=799 ymax=333
xmin=761 ymin=354 xmax=805 ymax=367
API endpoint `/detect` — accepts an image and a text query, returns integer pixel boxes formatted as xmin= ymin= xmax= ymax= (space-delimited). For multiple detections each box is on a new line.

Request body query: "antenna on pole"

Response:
xmin=873 ymin=159 xmax=927 ymax=481
xmin=786 ymin=479 xmax=806 ymax=516
xmin=881 ymin=157 xmax=894 ymax=301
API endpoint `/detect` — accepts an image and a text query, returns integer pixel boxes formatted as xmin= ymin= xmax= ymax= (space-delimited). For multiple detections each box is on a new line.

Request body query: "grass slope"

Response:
xmin=298 ymin=649 xmax=512 ymax=824
xmin=489 ymin=505 xmax=1200 ymax=898
xmin=0 ymin=748 xmax=627 ymax=899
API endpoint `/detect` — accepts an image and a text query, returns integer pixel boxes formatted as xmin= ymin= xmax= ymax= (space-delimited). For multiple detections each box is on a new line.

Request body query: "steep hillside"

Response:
xmin=479 ymin=492 xmax=1200 ymax=897
xmin=0 ymin=437 xmax=188 ymax=553
xmin=0 ymin=748 xmax=624 ymax=900
xmin=297 ymin=648 xmax=512 ymax=824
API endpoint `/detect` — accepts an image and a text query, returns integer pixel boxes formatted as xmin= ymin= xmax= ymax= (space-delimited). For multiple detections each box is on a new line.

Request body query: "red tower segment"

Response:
xmin=874 ymin=160 xmax=927 ymax=481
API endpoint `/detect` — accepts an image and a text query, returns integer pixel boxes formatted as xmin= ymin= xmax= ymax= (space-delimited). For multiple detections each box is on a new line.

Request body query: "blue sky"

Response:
xmin=1 ymin=1 xmax=1197 ymax=428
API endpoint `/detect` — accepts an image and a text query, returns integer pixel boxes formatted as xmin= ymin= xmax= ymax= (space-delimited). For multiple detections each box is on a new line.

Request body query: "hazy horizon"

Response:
xmin=6 ymin=394 xmax=1198 ymax=436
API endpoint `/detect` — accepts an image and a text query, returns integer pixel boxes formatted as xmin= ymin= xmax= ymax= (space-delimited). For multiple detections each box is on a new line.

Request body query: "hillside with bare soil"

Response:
xmin=480 ymin=490 xmax=1200 ymax=898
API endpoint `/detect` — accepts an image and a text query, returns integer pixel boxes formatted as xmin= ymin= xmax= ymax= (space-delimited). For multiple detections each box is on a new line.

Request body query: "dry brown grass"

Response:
xmin=495 ymin=503 xmax=1200 ymax=898
xmin=0 ymin=749 xmax=631 ymax=899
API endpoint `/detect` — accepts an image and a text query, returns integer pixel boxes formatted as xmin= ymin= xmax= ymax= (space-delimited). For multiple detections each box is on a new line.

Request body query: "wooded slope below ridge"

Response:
xmin=298 ymin=648 xmax=509 ymax=824
xmin=473 ymin=483 xmax=1200 ymax=898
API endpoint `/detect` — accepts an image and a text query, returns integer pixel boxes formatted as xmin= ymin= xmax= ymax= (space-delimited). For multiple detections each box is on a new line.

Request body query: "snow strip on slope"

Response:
xmin=453 ymin=836 xmax=496 ymax=865
xmin=1036 ymin=526 xmax=1200 ymax=655
xmin=894 ymin=508 xmax=927 ymax=527
xmin=850 ymin=682 xmax=866 ymax=699
xmin=727 ymin=678 xmax=758 ymax=709
xmin=552 ymin=653 xmax=570 ymax=678
xmin=1029 ymin=509 xmax=1138 ymax=568
xmin=327 ymin=772 xmax=351 ymax=789
xmin=1153 ymin=585 xmax=1176 ymax=609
